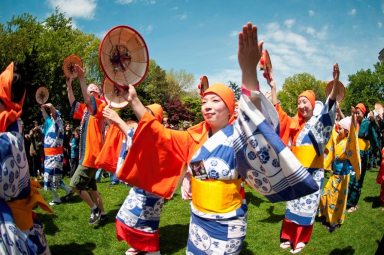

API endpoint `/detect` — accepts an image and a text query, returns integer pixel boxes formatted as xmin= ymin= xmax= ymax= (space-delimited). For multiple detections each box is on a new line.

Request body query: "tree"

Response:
xmin=166 ymin=69 xmax=195 ymax=92
xmin=277 ymin=73 xmax=326 ymax=116
xmin=0 ymin=10 xmax=102 ymax=128
xmin=228 ymin=81 xmax=241 ymax=101
xmin=343 ymin=62 xmax=384 ymax=113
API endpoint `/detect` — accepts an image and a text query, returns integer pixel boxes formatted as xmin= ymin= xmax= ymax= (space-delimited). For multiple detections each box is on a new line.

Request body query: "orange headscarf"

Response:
xmin=0 ymin=62 xmax=25 ymax=132
xmin=356 ymin=103 xmax=366 ymax=115
xmin=203 ymin=83 xmax=236 ymax=123
xmin=298 ymin=90 xmax=316 ymax=108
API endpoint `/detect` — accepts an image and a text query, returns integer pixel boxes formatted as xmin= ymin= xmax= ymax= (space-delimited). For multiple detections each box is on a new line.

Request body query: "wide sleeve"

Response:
xmin=275 ymin=103 xmax=292 ymax=145
xmin=70 ymin=101 xmax=86 ymax=120
xmin=117 ymin=111 xmax=194 ymax=199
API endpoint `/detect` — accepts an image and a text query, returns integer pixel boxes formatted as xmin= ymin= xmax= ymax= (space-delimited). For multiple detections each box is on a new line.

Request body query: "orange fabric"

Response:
xmin=74 ymin=99 xmax=106 ymax=168
xmin=203 ymin=83 xmax=235 ymax=122
xmin=298 ymin=90 xmax=316 ymax=108
xmin=95 ymin=123 xmax=125 ymax=172
xmin=356 ymin=103 xmax=366 ymax=115
xmin=44 ymin=147 xmax=64 ymax=156
xmin=275 ymin=103 xmax=305 ymax=146
xmin=7 ymin=186 xmax=53 ymax=231
xmin=146 ymin=104 xmax=163 ymax=122
xmin=0 ymin=62 xmax=24 ymax=132
xmin=117 ymin=112 xmax=208 ymax=199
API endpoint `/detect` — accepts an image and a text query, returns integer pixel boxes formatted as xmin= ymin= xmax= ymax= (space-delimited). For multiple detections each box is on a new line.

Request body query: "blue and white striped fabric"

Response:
xmin=285 ymin=98 xmax=336 ymax=225
xmin=187 ymin=124 xmax=247 ymax=254
xmin=233 ymin=92 xmax=319 ymax=203
xmin=42 ymin=114 xmax=64 ymax=191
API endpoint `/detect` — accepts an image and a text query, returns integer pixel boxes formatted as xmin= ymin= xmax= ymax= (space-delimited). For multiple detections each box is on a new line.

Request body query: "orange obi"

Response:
xmin=44 ymin=147 xmax=64 ymax=156
xmin=191 ymin=178 xmax=242 ymax=214
xmin=358 ymin=138 xmax=370 ymax=151
xmin=7 ymin=186 xmax=52 ymax=231
xmin=291 ymin=145 xmax=324 ymax=169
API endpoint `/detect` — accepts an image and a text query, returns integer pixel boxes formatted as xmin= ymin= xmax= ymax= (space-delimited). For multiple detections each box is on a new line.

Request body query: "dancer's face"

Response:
xmin=297 ymin=96 xmax=313 ymax=121
xmin=201 ymin=93 xmax=229 ymax=134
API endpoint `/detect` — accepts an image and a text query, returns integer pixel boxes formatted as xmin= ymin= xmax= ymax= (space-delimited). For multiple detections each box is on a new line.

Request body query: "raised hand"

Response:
xmin=333 ymin=63 xmax=340 ymax=82
xmin=238 ymin=22 xmax=263 ymax=91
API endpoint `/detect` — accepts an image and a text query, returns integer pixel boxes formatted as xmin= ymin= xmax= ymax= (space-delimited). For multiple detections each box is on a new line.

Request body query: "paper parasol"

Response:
xmin=99 ymin=25 xmax=149 ymax=87
xmin=35 ymin=86 xmax=49 ymax=104
xmin=102 ymin=78 xmax=129 ymax=109
xmin=63 ymin=54 xmax=83 ymax=79
xmin=198 ymin=75 xmax=209 ymax=96
xmin=258 ymin=50 xmax=272 ymax=83
xmin=326 ymin=80 xmax=345 ymax=102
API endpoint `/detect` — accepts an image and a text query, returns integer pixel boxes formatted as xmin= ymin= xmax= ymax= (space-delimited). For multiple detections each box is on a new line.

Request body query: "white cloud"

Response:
xmin=230 ymin=30 xmax=238 ymax=37
xmin=378 ymin=22 xmax=383 ymax=28
xmin=115 ymin=0 xmax=135 ymax=4
xmin=309 ymin=10 xmax=315 ymax=16
xmin=146 ymin=24 xmax=153 ymax=33
xmin=176 ymin=13 xmax=187 ymax=21
xmin=47 ymin=0 xmax=96 ymax=19
xmin=284 ymin=19 xmax=295 ymax=29
xmin=172 ymin=6 xmax=179 ymax=11
xmin=348 ymin=8 xmax=356 ymax=16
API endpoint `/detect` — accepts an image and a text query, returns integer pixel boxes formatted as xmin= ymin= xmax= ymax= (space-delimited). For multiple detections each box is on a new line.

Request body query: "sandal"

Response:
xmin=280 ymin=241 xmax=291 ymax=249
xmin=125 ymin=248 xmax=140 ymax=255
xmin=290 ymin=242 xmax=306 ymax=254
xmin=347 ymin=206 xmax=357 ymax=213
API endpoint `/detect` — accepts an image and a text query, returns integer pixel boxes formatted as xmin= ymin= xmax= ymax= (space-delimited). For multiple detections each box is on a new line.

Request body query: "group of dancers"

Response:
xmin=0 ymin=21 xmax=380 ymax=255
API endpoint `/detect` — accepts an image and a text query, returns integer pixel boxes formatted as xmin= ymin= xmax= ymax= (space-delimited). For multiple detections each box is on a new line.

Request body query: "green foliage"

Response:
xmin=166 ymin=68 xmax=195 ymax=92
xmin=0 ymin=10 xmax=101 ymax=127
xmin=181 ymin=92 xmax=203 ymax=124
xmin=278 ymin=73 xmax=326 ymax=116
xmin=342 ymin=62 xmax=384 ymax=113
xmin=228 ymin=81 xmax=241 ymax=101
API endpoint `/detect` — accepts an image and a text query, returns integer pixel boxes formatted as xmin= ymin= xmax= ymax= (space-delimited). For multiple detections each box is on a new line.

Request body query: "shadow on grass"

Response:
xmin=245 ymin=192 xmax=265 ymax=207
xmin=376 ymin=234 xmax=384 ymax=255
xmin=93 ymin=208 xmax=119 ymax=229
xmin=50 ymin=242 xmax=96 ymax=255
xmin=37 ymin=213 xmax=59 ymax=235
xmin=240 ymin=241 xmax=255 ymax=255
xmin=259 ymin=206 xmax=284 ymax=223
xmin=160 ymin=223 xmax=189 ymax=254
xmin=364 ymin=196 xmax=381 ymax=208
xmin=329 ymin=245 xmax=355 ymax=254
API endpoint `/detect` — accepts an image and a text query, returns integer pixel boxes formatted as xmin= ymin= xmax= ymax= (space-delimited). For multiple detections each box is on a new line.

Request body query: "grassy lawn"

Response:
xmin=37 ymin=168 xmax=384 ymax=255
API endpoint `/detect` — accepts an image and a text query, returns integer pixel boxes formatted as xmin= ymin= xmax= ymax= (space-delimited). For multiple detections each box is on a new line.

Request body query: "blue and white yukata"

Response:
xmin=42 ymin=112 xmax=64 ymax=191
xmin=116 ymin=128 xmax=165 ymax=252
xmin=0 ymin=120 xmax=51 ymax=255
xmin=186 ymin=93 xmax=320 ymax=254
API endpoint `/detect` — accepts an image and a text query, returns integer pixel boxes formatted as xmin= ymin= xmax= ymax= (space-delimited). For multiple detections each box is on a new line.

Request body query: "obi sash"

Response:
xmin=44 ymin=147 xmax=63 ymax=156
xmin=291 ymin=145 xmax=324 ymax=169
xmin=358 ymin=138 xmax=370 ymax=151
xmin=191 ymin=178 xmax=242 ymax=214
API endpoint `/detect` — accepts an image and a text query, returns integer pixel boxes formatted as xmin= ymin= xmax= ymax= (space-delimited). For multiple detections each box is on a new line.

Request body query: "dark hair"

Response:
xmin=11 ymin=63 xmax=27 ymax=103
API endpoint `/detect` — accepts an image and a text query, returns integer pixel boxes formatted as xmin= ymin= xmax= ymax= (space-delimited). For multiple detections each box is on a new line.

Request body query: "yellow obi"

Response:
xmin=358 ymin=138 xmax=370 ymax=151
xmin=191 ymin=178 xmax=242 ymax=214
xmin=291 ymin=145 xmax=324 ymax=169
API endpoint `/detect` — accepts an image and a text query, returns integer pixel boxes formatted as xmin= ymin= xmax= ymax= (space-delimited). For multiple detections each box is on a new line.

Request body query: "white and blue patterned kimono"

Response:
xmin=42 ymin=112 xmax=64 ymax=191
xmin=284 ymin=98 xmax=336 ymax=226
xmin=116 ymin=128 xmax=165 ymax=250
xmin=186 ymin=93 xmax=320 ymax=254
xmin=0 ymin=120 xmax=50 ymax=254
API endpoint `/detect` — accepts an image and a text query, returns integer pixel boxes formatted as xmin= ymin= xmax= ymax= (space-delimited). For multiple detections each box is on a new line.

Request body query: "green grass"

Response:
xmin=37 ymin=168 xmax=384 ymax=255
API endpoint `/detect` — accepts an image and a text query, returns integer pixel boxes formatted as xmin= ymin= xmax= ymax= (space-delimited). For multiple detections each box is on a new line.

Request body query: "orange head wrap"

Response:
xmin=203 ymin=83 xmax=235 ymax=122
xmin=298 ymin=90 xmax=316 ymax=108
xmin=146 ymin=103 xmax=164 ymax=122
xmin=356 ymin=103 xmax=366 ymax=115
xmin=0 ymin=62 xmax=25 ymax=132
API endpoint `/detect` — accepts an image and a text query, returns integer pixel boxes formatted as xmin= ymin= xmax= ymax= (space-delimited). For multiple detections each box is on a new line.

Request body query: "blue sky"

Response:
xmin=1 ymin=0 xmax=383 ymax=92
